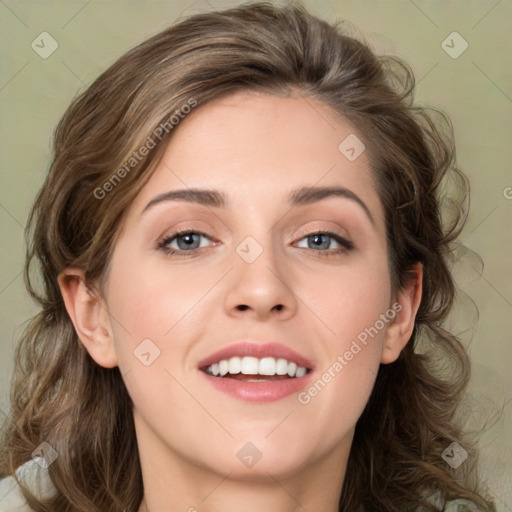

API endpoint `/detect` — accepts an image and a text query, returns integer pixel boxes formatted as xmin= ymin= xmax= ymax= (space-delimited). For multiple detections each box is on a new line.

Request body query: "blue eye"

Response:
xmin=296 ymin=232 xmax=353 ymax=255
xmin=158 ymin=230 xmax=212 ymax=255
xmin=157 ymin=230 xmax=353 ymax=256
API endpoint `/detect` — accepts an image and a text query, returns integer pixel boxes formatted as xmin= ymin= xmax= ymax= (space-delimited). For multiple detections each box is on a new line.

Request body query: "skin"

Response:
xmin=59 ymin=90 xmax=422 ymax=512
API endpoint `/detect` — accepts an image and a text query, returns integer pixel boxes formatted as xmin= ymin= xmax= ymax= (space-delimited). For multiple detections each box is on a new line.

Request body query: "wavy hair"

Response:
xmin=0 ymin=2 xmax=495 ymax=510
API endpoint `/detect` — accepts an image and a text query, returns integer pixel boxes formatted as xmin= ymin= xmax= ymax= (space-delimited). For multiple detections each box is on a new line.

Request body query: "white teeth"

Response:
xmin=229 ymin=356 xmax=241 ymax=374
xmin=259 ymin=357 xmax=276 ymax=375
xmin=204 ymin=356 xmax=309 ymax=378
xmin=241 ymin=356 xmax=259 ymax=375
xmin=295 ymin=366 xmax=307 ymax=378
xmin=219 ymin=359 xmax=229 ymax=377
xmin=276 ymin=358 xmax=289 ymax=375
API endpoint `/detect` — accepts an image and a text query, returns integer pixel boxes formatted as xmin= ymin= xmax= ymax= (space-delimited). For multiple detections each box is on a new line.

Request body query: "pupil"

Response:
xmin=179 ymin=233 xmax=198 ymax=249
xmin=311 ymin=234 xmax=327 ymax=248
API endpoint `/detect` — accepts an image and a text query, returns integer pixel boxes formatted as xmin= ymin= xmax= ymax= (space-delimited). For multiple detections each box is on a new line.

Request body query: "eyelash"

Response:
xmin=157 ymin=228 xmax=354 ymax=257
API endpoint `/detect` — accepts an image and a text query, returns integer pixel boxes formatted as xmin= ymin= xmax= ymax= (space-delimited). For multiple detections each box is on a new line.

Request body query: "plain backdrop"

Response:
xmin=1 ymin=0 xmax=511 ymax=508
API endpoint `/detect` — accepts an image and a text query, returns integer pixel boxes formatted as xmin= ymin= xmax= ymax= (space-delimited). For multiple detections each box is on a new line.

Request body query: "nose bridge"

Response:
xmin=223 ymin=228 xmax=297 ymax=319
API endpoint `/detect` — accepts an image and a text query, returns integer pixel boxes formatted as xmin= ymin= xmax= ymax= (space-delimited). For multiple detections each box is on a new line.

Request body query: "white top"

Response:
xmin=0 ymin=458 xmax=56 ymax=511
xmin=0 ymin=458 xmax=485 ymax=511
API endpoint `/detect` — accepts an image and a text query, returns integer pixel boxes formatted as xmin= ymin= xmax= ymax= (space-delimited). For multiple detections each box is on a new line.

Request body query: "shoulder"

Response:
xmin=442 ymin=499 xmax=486 ymax=512
xmin=0 ymin=475 xmax=32 ymax=511
xmin=415 ymin=491 xmax=487 ymax=512
xmin=0 ymin=458 xmax=57 ymax=512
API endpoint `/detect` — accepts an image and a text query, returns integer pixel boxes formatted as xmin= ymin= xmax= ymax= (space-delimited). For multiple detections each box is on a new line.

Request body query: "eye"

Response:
xmin=295 ymin=231 xmax=353 ymax=256
xmin=157 ymin=230 xmax=214 ymax=255
xmin=157 ymin=229 xmax=353 ymax=257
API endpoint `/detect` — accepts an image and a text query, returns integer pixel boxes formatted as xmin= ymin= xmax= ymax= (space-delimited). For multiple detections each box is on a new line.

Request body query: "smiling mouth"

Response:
xmin=201 ymin=356 xmax=311 ymax=382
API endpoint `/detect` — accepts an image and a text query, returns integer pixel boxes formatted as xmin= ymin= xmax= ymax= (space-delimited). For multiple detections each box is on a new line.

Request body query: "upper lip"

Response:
xmin=197 ymin=341 xmax=315 ymax=370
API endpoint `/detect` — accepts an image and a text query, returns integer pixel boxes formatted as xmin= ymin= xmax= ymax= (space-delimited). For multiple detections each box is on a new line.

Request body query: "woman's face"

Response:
xmin=102 ymin=90 xmax=398 ymax=482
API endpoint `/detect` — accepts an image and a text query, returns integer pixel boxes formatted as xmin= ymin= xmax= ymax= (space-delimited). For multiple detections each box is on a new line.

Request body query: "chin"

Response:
xmin=187 ymin=430 xmax=322 ymax=481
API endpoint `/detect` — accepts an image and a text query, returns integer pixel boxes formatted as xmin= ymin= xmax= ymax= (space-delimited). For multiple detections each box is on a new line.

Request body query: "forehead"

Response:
xmin=127 ymin=90 xmax=385 ymax=228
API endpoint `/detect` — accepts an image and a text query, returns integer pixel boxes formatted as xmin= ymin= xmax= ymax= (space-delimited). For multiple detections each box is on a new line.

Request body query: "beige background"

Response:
xmin=1 ymin=0 xmax=511 ymax=508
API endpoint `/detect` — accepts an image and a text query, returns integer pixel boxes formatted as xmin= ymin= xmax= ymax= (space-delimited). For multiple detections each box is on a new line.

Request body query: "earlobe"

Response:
xmin=381 ymin=263 xmax=423 ymax=365
xmin=58 ymin=268 xmax=118 ymax=368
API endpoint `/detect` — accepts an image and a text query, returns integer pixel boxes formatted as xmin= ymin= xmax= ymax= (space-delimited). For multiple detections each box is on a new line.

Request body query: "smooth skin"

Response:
xmin=59 ymin=90 xmax=422 ymax=512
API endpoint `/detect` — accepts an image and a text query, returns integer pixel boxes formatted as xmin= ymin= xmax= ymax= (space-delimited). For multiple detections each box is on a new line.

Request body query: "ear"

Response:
xmin=381 ymin=263 xmax=423 ymax=365
xmin=57 ymin=268 xmax=117 ymax=368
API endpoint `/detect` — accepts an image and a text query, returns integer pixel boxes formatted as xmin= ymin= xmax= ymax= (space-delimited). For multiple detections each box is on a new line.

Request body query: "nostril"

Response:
xmin=236 ymin=304 xmax=283 ymax=312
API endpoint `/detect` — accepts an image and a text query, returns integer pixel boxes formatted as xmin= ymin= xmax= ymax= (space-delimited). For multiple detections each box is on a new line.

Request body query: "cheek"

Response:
xmin=302 ymin=255 xmax=391 ymax=344
xmin=104 ymin=255 xmax=210 ymax=435
xmin=296 ymin=257 xmax=391 ymax=415
xmin=106 ymin=251 xmax=200 ymax=329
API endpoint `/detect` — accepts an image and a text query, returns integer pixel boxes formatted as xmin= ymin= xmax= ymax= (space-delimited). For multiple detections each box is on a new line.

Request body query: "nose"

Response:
xmin=223 ymin=237 xmax=298 ymax=322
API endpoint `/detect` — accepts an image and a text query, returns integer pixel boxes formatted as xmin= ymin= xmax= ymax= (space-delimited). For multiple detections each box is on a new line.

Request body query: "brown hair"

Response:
xmin=0 ymin=1 xmax=495 ymax=510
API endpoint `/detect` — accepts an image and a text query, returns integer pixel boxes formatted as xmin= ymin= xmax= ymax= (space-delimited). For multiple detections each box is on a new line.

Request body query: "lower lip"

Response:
xmin=200 ymin=371 xmax=314 ymax=402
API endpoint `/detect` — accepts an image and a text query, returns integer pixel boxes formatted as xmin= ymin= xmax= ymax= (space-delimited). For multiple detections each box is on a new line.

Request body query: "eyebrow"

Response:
xmin=141 ymin=186 xmax=374 ymax=224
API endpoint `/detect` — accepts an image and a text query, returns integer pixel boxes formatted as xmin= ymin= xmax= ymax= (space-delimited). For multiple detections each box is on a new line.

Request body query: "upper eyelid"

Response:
xmin=160 ymin=228 xmax=348 ymax=240
xmin=158 ymin=228 xmax=212 ymax=246
xmin=294 ymin=225 xmax=349 ymax=239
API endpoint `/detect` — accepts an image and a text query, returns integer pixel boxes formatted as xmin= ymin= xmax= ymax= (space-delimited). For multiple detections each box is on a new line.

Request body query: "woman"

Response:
xmin=0 ymin=2 xmax=496 ymax=511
